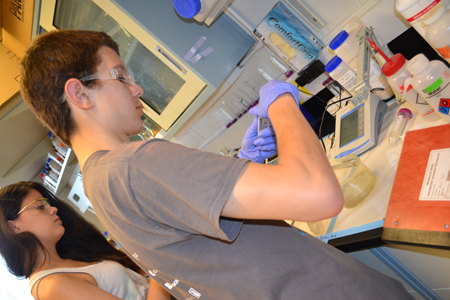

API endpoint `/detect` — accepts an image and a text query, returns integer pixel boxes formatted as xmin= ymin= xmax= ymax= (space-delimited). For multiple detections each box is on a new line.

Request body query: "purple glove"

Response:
xmin=238 ymin=118 xmax=277 ymax=163
xmin=249 ymin=80 xmax=300 ymax=120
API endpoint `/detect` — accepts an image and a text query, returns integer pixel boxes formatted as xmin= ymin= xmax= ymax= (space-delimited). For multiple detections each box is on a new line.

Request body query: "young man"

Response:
xmin=20 ymin=30 xmax=414 ymax=299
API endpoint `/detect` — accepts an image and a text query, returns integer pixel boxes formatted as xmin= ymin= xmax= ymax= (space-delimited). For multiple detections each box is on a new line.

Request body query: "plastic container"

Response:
xmin=329 ymin=31 xmax=394 ymax=100
xmin=331 ymin=154 xmax=377 ymax=209
xmin=404 ymin=54 xmax=450 ymax=123
xmin=424 ymin=3 xmax=450 ymax=63
xmin=258 ymin=68 xmax=275 ymax=82
xmin=324 ymin=56 xmax=356 ymax=95
xmin=395 ymin=0 xmax=442 ymax=38
xmin=173 ymin=0 xmax=219 ymax=22
xmin=270 ymin=56 xmax=293 ymax=78
xmin=329 ymin=31 xmax=361 ymax=71
xmin=381 ymin=53 xmax=440 ymax=122
xmin=389 ymin=108 xmax=413 ymax=145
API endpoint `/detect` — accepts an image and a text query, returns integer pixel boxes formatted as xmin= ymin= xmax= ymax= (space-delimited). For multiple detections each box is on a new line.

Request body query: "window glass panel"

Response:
xmin=53 ymin=0 xmax=185 ymax=115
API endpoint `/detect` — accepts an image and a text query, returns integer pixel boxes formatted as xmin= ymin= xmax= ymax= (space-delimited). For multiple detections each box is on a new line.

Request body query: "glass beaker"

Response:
xmin=307 ymin=220 xmax=325 ymax=236
xmin=331 ymin=154 xmax=377 ymax=208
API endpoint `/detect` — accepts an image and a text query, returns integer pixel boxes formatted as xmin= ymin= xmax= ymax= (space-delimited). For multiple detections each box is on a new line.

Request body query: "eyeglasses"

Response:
xmin=80 ymin=64 xmax=136 ymax=87
xmin=17 ymin=198 xmax=52 ymax=216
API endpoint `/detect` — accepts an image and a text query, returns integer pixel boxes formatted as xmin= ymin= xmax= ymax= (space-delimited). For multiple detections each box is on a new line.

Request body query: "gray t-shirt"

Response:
xmin=83 ymin=139 xmax=413 ymax=300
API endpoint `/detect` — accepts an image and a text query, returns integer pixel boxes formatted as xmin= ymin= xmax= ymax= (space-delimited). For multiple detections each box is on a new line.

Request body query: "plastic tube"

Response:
xmin=389 ymin=108 xmax=412 ymax=146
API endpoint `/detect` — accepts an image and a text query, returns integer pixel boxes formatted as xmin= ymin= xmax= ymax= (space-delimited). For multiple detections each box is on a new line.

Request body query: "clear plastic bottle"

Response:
xmin=389 ymin=108 xmax=413 ymax=146
xmin=307 ymin=220 xmax=325 ymax=236
xmin=424 ymin=3 xmax=450 ymax=63
xmin=329 ymin=30 xmax=394 ymax=100
xmin=324 ymin=56 xmax=356 ymax=95
xmin=270 ymin=56 xmax=294 ymax=78
xmin=404 ymin=53 xmax=450 ymax=123
xmin=381 ymin=53 xmax=440 ymax=122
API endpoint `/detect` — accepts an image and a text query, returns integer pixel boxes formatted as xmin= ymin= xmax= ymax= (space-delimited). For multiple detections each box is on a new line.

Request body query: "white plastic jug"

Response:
xmin=403 ymin=54 xmax=450 ymax=123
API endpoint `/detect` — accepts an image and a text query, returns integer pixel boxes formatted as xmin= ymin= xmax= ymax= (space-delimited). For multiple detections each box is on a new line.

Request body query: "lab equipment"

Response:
xmin=173 ymin=0 xmax=234 ymax=25
xmin=237 ymin=118 xmax=276 ymax=164
xmin=424 ymin=3 xmax=450 ymax=63
xmin=389 ymin=108 xmax=412 ymax=146
xmin=329 ymin=30 xmax=393 ymax=100
xmin=334 ymin=98 xmax=387 ymax=159
xmin=404 ymin=53 xmax=450 ymax=123
xmin=258 ymin=68 xmax=275 ymax=82
xmin=257 ymin=117 xmax=270 ymax=139
xmin=270 ymin=56 xmax=294 ymax=78
xmin=324 ymin=56 xmax=356 ymax=96
xmin=333 ymin=27 xmax=387 ymax=159
xmin=395 ymin=0 xmax=443 ymax=38
xmin=373 ymin=41 xmax=440 ymax=122
xmin=331 ymin=154 xmax=377 ymax=209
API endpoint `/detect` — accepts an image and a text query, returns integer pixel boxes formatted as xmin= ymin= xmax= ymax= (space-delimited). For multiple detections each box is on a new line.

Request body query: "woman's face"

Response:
xmin=10 ymin=189 xmax=65 ymax=245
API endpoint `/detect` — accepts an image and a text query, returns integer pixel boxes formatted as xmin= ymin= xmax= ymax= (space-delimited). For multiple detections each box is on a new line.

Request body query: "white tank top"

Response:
xmin=29 ymin=261 xmax=148 ymax=300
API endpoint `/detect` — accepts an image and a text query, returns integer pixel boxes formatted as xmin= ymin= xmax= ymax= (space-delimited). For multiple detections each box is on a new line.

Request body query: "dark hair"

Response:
xmin=20 ymin=30 xmax=120 ymax=147
xmin=0 ymin=182 xmax=140 ymax=278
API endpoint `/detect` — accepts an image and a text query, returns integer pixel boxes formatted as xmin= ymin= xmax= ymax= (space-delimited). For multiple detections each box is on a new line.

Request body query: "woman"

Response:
xmin=0 ymin=181 xmax=170 ymax=300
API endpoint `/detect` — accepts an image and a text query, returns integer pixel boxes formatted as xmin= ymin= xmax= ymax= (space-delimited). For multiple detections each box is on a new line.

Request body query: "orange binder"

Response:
xmin=383 ymin=124 xmax=450 ymax=247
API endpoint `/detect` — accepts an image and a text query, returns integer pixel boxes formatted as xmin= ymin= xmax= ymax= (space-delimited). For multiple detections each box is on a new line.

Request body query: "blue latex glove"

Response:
xmin=238 ymin=118 xmax=277 ymax=163
xmin=249 ymin=80 xmax=300 ymax=120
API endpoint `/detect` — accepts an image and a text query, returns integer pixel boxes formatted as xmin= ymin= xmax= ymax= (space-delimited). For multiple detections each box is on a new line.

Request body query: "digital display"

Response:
xmin=340 ymin=106 xmax=364 ymax=147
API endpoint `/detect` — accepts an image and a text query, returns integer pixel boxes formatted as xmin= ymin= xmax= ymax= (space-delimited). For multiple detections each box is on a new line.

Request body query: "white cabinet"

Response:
xmin=0 ymin=95 xmax=51 ymax=188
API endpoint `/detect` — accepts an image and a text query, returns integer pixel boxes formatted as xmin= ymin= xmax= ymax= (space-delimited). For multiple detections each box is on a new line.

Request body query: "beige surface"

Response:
xmin=2 ymin=0 xmax=34 ymax=58
xmin=0 ymin=43 xmax=21 ymax=110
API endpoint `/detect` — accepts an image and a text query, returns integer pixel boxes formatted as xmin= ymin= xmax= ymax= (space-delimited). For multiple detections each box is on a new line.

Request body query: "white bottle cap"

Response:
xmin=406 ymin=54 xmax=429 ymax=75
xmin=423 ymin=3 xmax=445 ymax=25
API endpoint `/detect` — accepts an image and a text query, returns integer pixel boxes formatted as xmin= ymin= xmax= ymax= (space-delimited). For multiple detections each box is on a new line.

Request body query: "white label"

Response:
xmin=368 ymin=59 xmax=386 ymax=89
xmin=419 ymin=148 xmax=450 ymax=200
xmin=189 ymin=288 xmax=201 ymax=298
xmin=402 ymin=0 xmax=440 ymax=36
xmin=336 ymin=69 xmax=356 ymax=92
xmin=392 ymin=115 xmax=403 ymax=131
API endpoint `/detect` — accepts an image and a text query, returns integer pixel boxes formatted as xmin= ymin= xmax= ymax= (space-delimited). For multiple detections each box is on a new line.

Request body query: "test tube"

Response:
xmin=389 ymin=108 xmax=412 ymax=146
xmin=243 ymin=81 xmax=259 ymax=98
xmin=236 ymin=89 xmax=254 ymax=107
xmin=228 ymin=96 xmax=247 ymax=114
xmin=232 ymin=93 xmax=251 ymax=111
xmin=258 ymin=68 xmax=275 ymax=82
xmin=214 ymin=108 xmax=234 ymax=128
xmin=270 ymin=56 xmax=293 ymax=78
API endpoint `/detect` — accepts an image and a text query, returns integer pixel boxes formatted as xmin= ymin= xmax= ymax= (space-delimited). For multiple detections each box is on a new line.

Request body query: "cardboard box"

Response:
xmin=0 ymin=42 xmax=21 ymax=110
xmin=0 ymin=0 xmax=3 ymax=41
xmin=254 ymin=2 xmax=324 ymax=73
xmin=2 ymin=0 xmax=35 ymax=58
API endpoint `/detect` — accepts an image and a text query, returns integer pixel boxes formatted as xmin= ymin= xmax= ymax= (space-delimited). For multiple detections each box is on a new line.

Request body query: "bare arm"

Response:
xmin=147 ymin=278 xmax=171 ymax=300
xmin=222 ymin=93 xmax=344 ymax=222
xmin=32 ymin=273 xmax=123 ymax=300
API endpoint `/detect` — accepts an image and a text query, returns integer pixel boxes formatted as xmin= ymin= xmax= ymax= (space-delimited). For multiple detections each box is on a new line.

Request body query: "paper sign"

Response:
xmin=419 ymin=148 xmax=450 ymax=201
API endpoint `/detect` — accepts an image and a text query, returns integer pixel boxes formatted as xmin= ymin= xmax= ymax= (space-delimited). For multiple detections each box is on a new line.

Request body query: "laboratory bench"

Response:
xmin=293 ymin=99 xmax=449 ymax=250
xmin=292 ymin=99 xmax=450 ymax=300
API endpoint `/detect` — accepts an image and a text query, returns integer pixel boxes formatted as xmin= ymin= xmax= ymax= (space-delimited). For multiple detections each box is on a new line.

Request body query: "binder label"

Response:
xmin=420 ymin=148 xmax=450 ymax=201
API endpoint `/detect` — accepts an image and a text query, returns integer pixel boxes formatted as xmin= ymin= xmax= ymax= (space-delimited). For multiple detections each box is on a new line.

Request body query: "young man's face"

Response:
xmin=89 ymin=46 xmax=145 ymax=138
